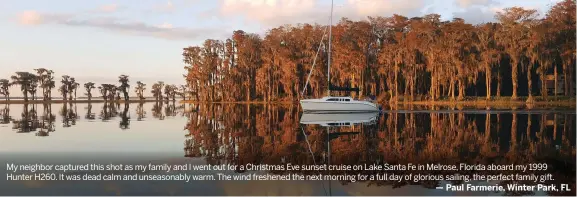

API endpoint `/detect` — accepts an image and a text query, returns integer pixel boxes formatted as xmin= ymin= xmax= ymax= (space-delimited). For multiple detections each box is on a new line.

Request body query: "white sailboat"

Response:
xmin=299 ymin=0 xmax=380 ymax=113
xmin=300 ymin=96 xmax=379 ymax=112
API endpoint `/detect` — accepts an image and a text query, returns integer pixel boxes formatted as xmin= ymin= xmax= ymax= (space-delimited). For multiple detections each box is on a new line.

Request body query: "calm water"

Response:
xmin=0 ymin=102 xmax=575 ymax=196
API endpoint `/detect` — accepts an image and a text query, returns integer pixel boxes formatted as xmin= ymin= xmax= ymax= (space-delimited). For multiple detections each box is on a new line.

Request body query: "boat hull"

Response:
xmin=300 ymin=99 xmax=379 ymax=113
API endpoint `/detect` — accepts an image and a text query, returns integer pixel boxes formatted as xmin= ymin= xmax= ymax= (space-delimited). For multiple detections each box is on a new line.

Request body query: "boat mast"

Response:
xmin=327 ymin=0 xmax=333 ymax=97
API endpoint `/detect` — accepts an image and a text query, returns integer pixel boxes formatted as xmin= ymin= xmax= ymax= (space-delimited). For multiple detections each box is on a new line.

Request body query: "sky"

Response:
xmin=0 ymin=0 xmax=562 ymax=97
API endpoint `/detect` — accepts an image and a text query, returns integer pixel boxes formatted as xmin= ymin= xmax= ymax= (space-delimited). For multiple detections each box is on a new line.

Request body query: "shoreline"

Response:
xmin=0 ymin=97 xmax=574 ymax=109
xmin=178 ymin=100 xmax=576 ymax=109
xmin=399 ymin=99 xmax=576 ymax=108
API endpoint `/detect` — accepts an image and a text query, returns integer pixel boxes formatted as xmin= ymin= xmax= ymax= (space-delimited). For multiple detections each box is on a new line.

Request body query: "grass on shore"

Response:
xmin=398 ymin=96 xmax=575 ymax=106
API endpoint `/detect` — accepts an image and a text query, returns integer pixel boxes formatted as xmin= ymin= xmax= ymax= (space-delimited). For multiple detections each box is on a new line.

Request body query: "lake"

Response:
xmin=0 ymin=102 xmax=575 ymax=196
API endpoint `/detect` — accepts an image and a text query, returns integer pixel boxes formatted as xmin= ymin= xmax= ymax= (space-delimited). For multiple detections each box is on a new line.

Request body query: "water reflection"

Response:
xmin=85 ymin=103 xmax=96 ymax=120
xmin=183 ymin=105 xmax=575 ymax=196
xmin=300 ymin=112 xmax=379 ymax=127
xmin=37 ymin=104 xmax=55 ymax=136
xmin=60 ymin=103 xmax=78 ymax=127
xmin=4 ymin=102 xmax=187 ymax=134
xmin=12 ymin=104 xmax=40 ymax=133
xmin=165 ymin=101 xmax=177 ymax=117
xmin=100 ymin=102 xmax=118 ymax=121
xmin=0 ymin=105 xmax=10 ymax=124
xmin=152 ymin=102 xmax=165 ymax=120
xmin=136 ymin=103 xmax=146 ymax=121
xmin=119 ymin=103 xmax=130 ymax=130
xmin=0 ymin=103 xmax=575 ymax=195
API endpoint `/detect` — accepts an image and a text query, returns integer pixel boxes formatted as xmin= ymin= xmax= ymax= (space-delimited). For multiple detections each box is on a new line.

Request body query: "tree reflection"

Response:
xmin=60 ymin=103 xmax=78 ymax=127
xmin=119 ymin=103 xmax=130 ymax=130
xmin=37 ymin=103 xmax=56 ymax=136
xmin=176 ymin=104 xmax=186 ymax=117
xmin=100 ymin=102 xmax=118 ymax=121
xmin=152 ymin=102 xmax=165 ymax=120
xmin=136 ymin=103 xmax=146 ymax=121
xmin=183 ymin=105 xmax=576 ymax=196
xmin=85 ymin=103 xmax=95 ymax=120
xmin=165 ymin=101 xmax=177 ymax=117
xmin=0 ymin=104 xmax=10 ymax=124
xmin=12 ymin=104 xmax=40 ymax=133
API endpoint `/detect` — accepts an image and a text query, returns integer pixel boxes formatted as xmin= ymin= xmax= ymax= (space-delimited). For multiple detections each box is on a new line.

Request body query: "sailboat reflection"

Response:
xmin=299 ymin=112 xmax=379 ymax=196
xmin=300 ymin=112 xmax=379 ymax=127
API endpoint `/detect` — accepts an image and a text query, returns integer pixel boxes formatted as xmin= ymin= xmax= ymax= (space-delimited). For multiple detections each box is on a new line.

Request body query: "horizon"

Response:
xmin=0 ymin=0 xmax=563 ymax=97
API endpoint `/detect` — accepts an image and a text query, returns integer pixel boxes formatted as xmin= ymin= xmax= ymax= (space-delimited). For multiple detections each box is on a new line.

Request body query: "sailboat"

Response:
xmin=299 ymin=0 xmax=380 ymax=113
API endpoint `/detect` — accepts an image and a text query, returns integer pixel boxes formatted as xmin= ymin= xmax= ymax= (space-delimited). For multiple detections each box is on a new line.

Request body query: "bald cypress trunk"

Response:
xmin=497 ymin=72 xmax=502 ymax=97
xmin=554 ymin=66 xmax=558 ymax=99
xmin=563 ymin=62 xmax=569 ymax=96
xmin=458 ymin=78 xmax=465 ymax=101
xmin=486 ymin=65 xmax=492 ymax=100
xmin=511 ymin=60 xmax=519 ymax=100
xmin=540 ymin=72 xmax=547 ymax=100
xmin=527 ymin=63 xmax=534 ymax=102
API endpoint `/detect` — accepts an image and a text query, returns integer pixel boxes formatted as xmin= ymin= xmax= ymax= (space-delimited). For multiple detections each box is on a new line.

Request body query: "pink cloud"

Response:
xmin=455 ymin=0 xmax=496 ymax=8
xmin=99 ymin=4 xmax=119 ymax=13
xmin=17 ymin=10 xmax=43 ymax=25
xmin=14 ymin=10 xmax=225 ymax=40
xmin=16 ymin=10 xmax=72 ymax=25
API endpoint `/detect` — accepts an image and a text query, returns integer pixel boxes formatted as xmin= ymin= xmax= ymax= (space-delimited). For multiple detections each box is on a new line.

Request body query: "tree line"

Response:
xmin=182 ymin=0 xmax=576 ymax=102
xmin=0 ymin=69 xmax=188 ymax=102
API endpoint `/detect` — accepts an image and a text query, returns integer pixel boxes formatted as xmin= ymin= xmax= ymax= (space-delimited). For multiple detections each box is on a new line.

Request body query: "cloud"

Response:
xmin=87 ymin=3 xmax=127 ymax=14
xmin=17 ymin=10 xmax=73 ymax=25
xmin=453 ymin=3 xmax=553 ymax=25
xmin=99 ymin=4 xmax=120 ymax=13
xmin=64 ymin=18 xmax=224 ymax=40
xmin=221 ymin=0 xmax=316 ymax=26
xmin=18 ymin=10 xmax=43 ymax=25
xmin=219 ymin=0 xmax=426 ymax=28
xmin=453 ymin=7 xmax=499 ymax=24
xmin=455 ymin=0 xmax=497 ymax=8
xmin=15 ymin=10 xmax=226 ymax=40
xmin=346 ymin=0 xmax=425 ymax=17
xmin=157 ymin=22 xmax=174 ymax=29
